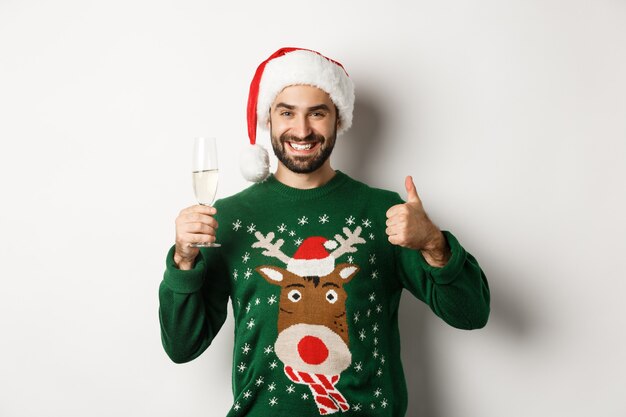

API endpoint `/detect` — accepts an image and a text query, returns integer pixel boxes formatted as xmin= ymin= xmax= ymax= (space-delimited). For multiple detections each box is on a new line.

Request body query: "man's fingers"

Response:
xmin=177 ymin=230 xmax=217 ymax=247
xmin=387 ymin=233 xmax=405 ymax=246
xmin=177 ymin=222 xmax=217 ymax=239
xmin=183 ymin=232 xmax=216 ymax=245
xmin=385 ymin=224 xmax=398 ymax=237
xmin=187 ymin=223 xmax=217 ymax=235
xmin=175 ymin=205 xmax=219 ymax=250
xmin=386 ymin=219 xmax=410 ymax=236
xmin=178 ymin=213 xmax=219 ymax=229
xmin=189 ymin=213 xmax=219 ymax=228
xmin=386 ymin=228 xmax=414 ymax=248
xmin=180 ymin=204 xmax=217 ymax=216
xmin=386 ymin=205 xmax=398 ymax=218
xmin=405 ymin=175 xmax=421 ymax=204
xmin=385 ymin=216 xmax=404 ymax=229
xmin=173 ymin=205 xmax=219 ymax=268
xmin=386 ymin=203 xmax=410 ymax=219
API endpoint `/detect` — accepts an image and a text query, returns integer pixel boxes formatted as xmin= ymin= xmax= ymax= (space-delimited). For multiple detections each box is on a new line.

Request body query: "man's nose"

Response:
xmin=291 ymin=116 xmax=312 ymax=139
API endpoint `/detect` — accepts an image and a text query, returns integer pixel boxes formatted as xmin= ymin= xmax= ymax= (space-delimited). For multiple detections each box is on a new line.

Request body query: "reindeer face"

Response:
xmin=256 ymin=263 xmax=359 ymax=375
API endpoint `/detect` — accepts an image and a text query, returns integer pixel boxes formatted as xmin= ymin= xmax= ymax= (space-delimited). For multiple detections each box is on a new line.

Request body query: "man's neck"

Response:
xmin=274 ymin=162 xmax=336 ymax=189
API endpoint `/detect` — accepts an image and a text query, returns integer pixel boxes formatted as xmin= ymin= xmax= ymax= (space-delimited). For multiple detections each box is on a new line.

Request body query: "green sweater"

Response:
xmin=159 ymin=171 xmax=490 ymax=416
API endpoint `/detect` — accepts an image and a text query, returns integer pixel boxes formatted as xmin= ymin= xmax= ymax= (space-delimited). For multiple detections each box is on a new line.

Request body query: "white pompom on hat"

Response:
xmin=241 ymin=47 xmax=355 ymax=182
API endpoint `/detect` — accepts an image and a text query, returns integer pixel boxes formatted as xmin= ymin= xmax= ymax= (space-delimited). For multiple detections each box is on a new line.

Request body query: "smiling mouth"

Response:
xmin=290 ymin=142 xmax=314 ymax=150
xmin=287 ymin=141 xmax=320 ymax=153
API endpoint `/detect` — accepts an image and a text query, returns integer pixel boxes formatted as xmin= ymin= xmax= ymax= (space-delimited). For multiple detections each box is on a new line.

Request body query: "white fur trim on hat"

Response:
xmin=287 ymin=255 xmax=335 ymax=278
xmin=256 ymin=50 xmax=355 ymax=136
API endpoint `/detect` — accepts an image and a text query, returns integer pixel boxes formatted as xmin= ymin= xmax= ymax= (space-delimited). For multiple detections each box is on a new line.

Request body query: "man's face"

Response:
xmin=268 ymin=85 xmax=338 ymax=174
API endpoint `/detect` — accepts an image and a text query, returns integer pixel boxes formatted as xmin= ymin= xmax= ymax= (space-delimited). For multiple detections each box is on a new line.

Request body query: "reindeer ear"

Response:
xmin=256 ymin=266 xmax=287 ymax=284
xmin=335 ymin=263 xmax=360 ymax=283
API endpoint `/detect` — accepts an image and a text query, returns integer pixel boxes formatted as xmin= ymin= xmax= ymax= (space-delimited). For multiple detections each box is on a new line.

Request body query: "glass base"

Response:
xmin=190 ymin=242 xmax=221 ymax=248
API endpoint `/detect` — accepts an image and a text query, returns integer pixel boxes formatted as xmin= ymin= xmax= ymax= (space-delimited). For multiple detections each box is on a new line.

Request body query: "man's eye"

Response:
xmin=310 ymin=112 xmax=325 ymax=118
xmin=280 ymin=111 xmax=292 ymax=117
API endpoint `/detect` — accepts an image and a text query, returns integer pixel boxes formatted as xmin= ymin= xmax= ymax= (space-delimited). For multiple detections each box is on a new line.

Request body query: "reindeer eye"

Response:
xmin=325 ymin=289 xmax=338 ymax=304
xmin=288 ymin=289 xmax=302 ymax=303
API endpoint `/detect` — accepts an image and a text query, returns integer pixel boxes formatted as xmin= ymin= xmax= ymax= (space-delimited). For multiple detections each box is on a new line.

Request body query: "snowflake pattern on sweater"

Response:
xmin=228 ymin=213 xmax=390 ymax=415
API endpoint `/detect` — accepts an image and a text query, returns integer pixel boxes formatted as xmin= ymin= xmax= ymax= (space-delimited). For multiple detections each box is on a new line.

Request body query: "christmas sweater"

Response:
xmin=159 ymin=171 xmax=490 ymax=416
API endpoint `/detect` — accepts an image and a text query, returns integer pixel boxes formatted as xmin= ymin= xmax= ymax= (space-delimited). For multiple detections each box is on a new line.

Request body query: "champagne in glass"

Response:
xmin=193 ymin=169 xmax=219 ymax=206
xmin=191 ymin=137 xmax=221 ymax=247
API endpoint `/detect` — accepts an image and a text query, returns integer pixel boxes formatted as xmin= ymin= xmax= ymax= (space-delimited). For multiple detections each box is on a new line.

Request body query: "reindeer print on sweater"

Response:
xmin=253 ymin=227 xmax=365 ymax=414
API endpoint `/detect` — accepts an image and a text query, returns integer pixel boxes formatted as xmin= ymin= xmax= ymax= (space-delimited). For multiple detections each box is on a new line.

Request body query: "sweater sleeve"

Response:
xmin=158 ymin=245 xmax=231 ymax=363
xmin=396 ymin=231 xmax=490 ymax=329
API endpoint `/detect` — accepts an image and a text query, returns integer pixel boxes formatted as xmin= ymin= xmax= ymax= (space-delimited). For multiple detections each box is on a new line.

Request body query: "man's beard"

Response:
xmin=270 ymin=127 xmax=337 ymax=174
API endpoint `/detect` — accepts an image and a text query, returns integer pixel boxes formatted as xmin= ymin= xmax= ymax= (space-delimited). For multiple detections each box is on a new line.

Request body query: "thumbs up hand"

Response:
xmin=385 ymin=176 xmax=451 ymax=267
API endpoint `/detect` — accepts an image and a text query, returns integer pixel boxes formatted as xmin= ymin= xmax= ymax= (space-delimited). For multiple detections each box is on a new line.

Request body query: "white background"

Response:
xmin=1 ymin=1 xmax=625 ymax=416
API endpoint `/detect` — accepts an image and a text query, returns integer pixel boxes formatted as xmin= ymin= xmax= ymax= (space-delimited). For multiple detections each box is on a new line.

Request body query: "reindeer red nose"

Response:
xmin=297 ymin=336 xmax=329 ymax=365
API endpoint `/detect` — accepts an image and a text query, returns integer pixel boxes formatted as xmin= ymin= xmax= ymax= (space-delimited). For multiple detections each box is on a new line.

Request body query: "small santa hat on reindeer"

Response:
xmin=240 ymin=47 xmax=356 ymax=182
xmin=287 ymin=236 xmax=338 ymax=278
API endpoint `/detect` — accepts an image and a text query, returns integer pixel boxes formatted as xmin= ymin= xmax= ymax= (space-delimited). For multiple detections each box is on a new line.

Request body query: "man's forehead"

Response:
xmin=272 ymin=85 xmax=334 ymax=107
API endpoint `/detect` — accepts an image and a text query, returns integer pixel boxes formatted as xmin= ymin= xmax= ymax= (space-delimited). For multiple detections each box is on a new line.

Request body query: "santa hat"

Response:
xmin=287 ymin=236 xmax=338 ymax=277
xmin=240 ymin=47 xmax=355 ymax=182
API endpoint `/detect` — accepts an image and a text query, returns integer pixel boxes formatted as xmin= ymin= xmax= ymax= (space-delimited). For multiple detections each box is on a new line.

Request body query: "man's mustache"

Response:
xmin=280 ymin=132 xmax=325 ymax=143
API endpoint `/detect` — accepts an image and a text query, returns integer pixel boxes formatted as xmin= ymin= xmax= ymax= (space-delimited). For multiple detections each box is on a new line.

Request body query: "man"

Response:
xmin=159 ymin=47 xmax=490 ymax=416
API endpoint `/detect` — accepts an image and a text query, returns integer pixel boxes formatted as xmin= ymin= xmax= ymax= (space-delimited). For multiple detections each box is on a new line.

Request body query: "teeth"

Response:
xmin=291 ymin=142 xmax=313 ymax=151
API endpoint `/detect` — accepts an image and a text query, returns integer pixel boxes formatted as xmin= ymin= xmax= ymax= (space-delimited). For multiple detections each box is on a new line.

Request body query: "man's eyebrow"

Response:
xmin=274 ymin=103 xmax=295 ymax=110
xmin=308 ymin=104 xmax=331 ymax=112
xmin=273 ymin=103 xmax=331 ymax=112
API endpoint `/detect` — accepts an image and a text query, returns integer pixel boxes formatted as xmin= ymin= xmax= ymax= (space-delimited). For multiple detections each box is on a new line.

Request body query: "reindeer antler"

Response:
xmin=252 ymin=231 xmax=292 ymax=265
xmin=331 ymin=226 xmax=366 ymax=260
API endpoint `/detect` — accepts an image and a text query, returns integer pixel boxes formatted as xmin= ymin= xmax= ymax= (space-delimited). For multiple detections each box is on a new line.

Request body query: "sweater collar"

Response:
xmin=262 ymin=170 xmax=350 ymax=201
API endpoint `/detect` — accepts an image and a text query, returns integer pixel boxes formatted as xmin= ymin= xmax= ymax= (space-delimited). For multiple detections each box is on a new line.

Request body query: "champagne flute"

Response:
xmin=191 ymin=137 xmax=221 ymax=247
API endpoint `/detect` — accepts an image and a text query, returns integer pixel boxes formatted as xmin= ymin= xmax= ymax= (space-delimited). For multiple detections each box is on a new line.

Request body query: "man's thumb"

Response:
xmin=405 ymin=175 xmax=420 ymax=203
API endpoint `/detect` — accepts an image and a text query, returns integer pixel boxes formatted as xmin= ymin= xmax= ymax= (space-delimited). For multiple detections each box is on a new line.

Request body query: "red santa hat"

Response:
xmin=287 ymin=236 xmax=339 ymax=277
xmin=240 ymin=47 xmax=355 ymax=182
